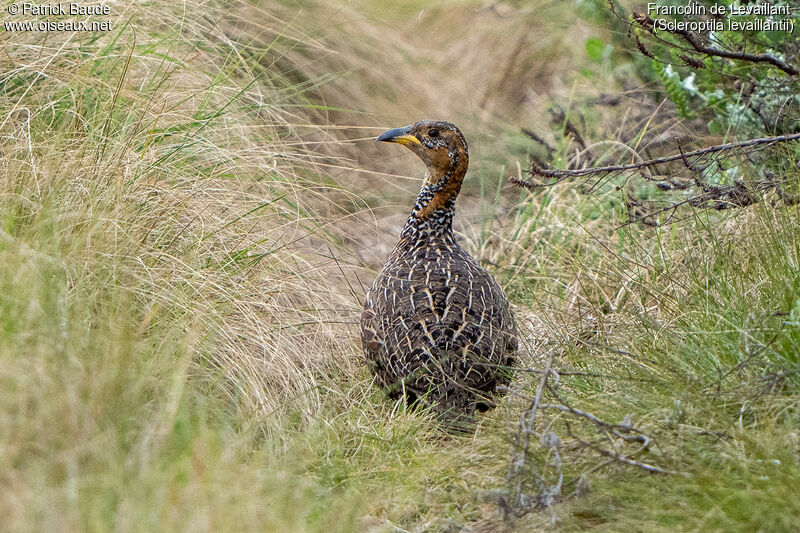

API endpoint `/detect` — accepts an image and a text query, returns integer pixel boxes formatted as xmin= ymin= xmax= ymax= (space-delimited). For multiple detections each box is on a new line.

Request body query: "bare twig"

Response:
xmin=504 ymin=350 xmax=557 ymax=514
xmin=502 ymin=346 xmax=678 ymax=519
xmin=565 ymin=424 xmax=678 ymax=475
xmin=539 ymin=403 xmax=646 ymax=443
xmin=511 ymin=366 xmax=655 ymax=383
xmin=507 ymin=389 xmax=650 ymax=443
xmin=510 ymin=132 xmax=800 ymax=189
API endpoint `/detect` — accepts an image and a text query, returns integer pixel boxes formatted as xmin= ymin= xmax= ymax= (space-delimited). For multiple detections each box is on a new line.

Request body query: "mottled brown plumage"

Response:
xmin=361 ymin=120 xmax=517 ymax=418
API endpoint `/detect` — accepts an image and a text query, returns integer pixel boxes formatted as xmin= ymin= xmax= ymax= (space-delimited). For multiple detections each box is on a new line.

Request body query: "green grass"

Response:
xmin=497 ymin=189 xmax=800 ymax=531
xmin=2 ymin=0 xmax=800 ymax=531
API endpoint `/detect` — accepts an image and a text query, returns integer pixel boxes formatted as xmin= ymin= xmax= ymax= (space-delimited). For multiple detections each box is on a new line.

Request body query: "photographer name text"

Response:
xmin=5 ymin=2 xmax=112 ymax=32
xmin=8 ymin=2 xmax=109 ymax=16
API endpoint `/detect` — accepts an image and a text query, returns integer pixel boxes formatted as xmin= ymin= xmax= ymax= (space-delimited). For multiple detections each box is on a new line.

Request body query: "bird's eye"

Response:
xmin=428 ymin=129 xmax=439 ymax=138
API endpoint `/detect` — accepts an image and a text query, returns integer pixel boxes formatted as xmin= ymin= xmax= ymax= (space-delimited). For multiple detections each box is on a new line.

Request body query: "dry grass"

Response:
xmin=0 ymin=0 xmax=374 ymax=528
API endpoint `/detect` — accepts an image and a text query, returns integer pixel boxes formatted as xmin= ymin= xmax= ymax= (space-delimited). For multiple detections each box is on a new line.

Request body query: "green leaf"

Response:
xmin=585 ymin=37 xmax=605 ymax=62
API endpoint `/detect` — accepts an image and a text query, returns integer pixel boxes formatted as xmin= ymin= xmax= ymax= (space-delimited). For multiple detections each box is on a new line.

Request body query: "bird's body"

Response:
xmin=361 ymin=121 xmax=516 ymax=416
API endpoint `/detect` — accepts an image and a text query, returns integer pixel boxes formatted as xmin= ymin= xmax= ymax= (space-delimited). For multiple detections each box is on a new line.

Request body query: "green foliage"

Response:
xmin=500 ymin=179 xmax=800 ymax=529
xmin=638 ymin=0 xmax=799 ymax=136
xmin=585 ymin=37 xmax=612 ymax=63
xmin=651 ymin=60 xmax=695 ymax=119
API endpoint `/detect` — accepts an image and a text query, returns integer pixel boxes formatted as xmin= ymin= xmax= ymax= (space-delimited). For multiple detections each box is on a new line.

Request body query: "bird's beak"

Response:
xmin=377 ymin=126 xmax=421 ymax=146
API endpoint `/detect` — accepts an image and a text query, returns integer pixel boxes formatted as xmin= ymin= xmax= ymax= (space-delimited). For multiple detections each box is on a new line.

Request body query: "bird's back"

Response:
xmin=361 ymin=231 xmax=517 ymax=414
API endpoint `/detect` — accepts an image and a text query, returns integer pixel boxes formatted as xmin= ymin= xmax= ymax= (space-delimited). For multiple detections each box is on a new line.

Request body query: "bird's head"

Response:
xmin=377 ymin=120 xmax=469 ymax=190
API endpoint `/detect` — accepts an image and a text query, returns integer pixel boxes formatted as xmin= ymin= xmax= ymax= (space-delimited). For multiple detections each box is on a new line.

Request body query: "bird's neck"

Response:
xmin=401 ymin=156 xmax=467 ymax=240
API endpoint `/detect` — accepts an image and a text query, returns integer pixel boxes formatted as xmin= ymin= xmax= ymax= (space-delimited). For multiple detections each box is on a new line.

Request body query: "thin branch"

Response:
xmin=617 ymin=174 xmax=786 ymax=228
xmin=539 ymin=404 xmax=644 ymax=440
xmin=510 ymin=367 xmax=655 ymax=383
xmin=565 ymin=424 xmax=678 ymax=475
xmin=505 ymin=350 xmax=556 ymax=510
xmin=511 ymin=132 xmax=800 ymax=189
